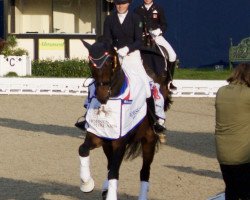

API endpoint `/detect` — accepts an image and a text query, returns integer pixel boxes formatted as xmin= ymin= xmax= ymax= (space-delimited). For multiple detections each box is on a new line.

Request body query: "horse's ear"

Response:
xmin=81 ymin=40 xmax=91 ymax=51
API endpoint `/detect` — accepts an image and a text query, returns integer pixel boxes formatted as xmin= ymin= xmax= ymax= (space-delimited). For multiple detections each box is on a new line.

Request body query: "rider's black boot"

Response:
xmin=169 ymin=61 xmax=177 ymax=90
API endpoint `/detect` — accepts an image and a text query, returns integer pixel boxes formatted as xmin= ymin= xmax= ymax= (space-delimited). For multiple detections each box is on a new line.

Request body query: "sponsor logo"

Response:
xmin=89 ymin=119 xmax=117 ymax=129
xmin=129 ymin=107 xmax=142 ymax=119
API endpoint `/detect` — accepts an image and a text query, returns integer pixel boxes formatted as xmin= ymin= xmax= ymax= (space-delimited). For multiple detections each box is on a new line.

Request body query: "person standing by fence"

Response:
xmin=215 ymin=63 xmax=250 ymax=200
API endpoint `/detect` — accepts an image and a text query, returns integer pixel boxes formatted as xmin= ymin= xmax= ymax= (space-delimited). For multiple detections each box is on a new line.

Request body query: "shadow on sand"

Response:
xmin=0 ymin=118 xmax=216 ymax=159
xmin=0 ymin=177 xmax=146 ymax=200
xmin=0 ymin=118 xmax=83 ymax=138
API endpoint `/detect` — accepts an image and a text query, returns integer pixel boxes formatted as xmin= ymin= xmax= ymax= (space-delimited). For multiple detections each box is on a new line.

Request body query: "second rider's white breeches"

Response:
xmin=154 ymin=35 xmax=177 ymax=62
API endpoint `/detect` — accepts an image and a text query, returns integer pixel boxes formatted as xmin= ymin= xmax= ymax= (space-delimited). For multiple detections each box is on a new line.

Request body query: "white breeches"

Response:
xmin=120 ymin=50 xmax=151 ymax=98
xmin=121 ymin=51 xmax=165 ymax=120
xmin=154 ymin=35 xmax=177 ymax=62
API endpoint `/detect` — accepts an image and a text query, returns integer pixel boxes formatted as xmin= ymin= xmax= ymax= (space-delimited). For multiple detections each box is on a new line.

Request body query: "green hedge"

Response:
xmin=32 ymin=59 xmax=91 ymax=77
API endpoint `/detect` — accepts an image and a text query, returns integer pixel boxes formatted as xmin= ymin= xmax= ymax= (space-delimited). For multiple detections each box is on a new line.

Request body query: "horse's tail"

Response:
xmin=124 ymin=114 xmax=160 ymax=161
xmin=124 ymin=134 xmax=142 ymax=160
xmin=164 ymin=91 xmax=173 ymax=111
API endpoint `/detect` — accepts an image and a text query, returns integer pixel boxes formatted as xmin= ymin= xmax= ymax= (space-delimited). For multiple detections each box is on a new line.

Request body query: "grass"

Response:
xmin=174 ymin=68 xmax=232 ymax=80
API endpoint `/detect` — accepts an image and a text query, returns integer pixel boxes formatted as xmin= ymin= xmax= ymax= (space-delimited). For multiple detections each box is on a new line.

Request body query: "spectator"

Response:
xmin=215 ymin=63 xmax=250 ymax=200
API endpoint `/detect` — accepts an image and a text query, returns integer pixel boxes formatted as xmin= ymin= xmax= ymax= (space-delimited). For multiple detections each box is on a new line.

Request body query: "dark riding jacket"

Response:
xmin=103 ymin=10 xmax=143 ymax=53
xmin=134 ymin=3 xmax=167 ymax=34
xmin=134 ymin=3 xmax=168 ymax=76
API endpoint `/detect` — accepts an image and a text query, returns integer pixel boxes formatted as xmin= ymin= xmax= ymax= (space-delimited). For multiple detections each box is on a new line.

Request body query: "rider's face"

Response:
xmin=116 ymin=3 xmax=129 ymax=14
xmin=144 ymin=0 xmax=153 ymax=5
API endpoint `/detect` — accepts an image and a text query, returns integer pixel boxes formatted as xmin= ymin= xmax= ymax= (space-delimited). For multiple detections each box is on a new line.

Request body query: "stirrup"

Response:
xmin=153 ymin=122 xmax=166 ymax=133
xmin=75 ymin=116 xmax=86 ymax=131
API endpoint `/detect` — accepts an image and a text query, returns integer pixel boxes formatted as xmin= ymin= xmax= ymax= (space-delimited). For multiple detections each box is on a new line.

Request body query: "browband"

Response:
xmin=89 ymin=52 xmax=110 ymax=69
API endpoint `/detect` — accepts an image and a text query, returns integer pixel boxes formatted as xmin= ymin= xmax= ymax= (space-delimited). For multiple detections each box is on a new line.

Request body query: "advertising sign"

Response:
xmin=39 ymin=39 xmax=64 ymax=50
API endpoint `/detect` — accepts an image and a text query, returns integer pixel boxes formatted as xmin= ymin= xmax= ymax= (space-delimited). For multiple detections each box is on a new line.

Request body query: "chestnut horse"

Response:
xmin=78 ymin=39 xmax=173 ymax=200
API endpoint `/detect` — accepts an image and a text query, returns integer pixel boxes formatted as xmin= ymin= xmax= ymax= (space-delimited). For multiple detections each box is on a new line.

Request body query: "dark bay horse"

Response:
xmin=78 ymin=40 xmax=168 ymax=200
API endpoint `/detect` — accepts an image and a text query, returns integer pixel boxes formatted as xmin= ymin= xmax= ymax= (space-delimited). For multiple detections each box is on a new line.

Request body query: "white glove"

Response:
xmin=150 ymin=28 xmax=162 ymax=37
xmin=117 ymin=46 xmax=129 ymax=57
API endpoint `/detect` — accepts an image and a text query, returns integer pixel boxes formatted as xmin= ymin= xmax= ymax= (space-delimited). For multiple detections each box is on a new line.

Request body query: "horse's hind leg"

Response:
xmin=139 ymin=129 xmax=158 ymax=200
xmin=78 ymin=132 xmax=103 ymax=193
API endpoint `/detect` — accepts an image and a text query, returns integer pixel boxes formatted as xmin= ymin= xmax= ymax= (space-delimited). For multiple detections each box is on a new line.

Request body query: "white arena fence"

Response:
xmin=0 ymin=78 xmax=227 ymax=97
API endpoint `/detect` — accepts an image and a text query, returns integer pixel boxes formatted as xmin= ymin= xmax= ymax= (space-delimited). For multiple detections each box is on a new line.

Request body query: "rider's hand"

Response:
xmin=150 ymin=28 xmax=162 ymax=37
xmin=117 ymin=46 xmax=129 ymax=57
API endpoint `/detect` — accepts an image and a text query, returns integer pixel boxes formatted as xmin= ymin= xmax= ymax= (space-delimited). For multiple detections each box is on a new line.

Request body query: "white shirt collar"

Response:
xmin=117 ymin=11 xmax=128 ymax=24
xmin=144 ymin=2 xmax=153 ymax=10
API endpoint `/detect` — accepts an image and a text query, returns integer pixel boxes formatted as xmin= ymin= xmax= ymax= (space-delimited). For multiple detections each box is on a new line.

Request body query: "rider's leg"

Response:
xmin=154 ymin=36 xmax=176 ymax=62
xmin=121 ymin=50 xmax=151 ymax=98
xmin=151 ymin=83 xmax=167 ymax=132
xmin=169 ymin=61 xmax=177 ymax=90
xmin=154 ymin=36 xmax=177 ymax=90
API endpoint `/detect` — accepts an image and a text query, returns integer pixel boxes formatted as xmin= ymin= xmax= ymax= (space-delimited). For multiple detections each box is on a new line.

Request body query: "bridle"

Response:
xmin=88 ymin=51 xmax=119 ymax=99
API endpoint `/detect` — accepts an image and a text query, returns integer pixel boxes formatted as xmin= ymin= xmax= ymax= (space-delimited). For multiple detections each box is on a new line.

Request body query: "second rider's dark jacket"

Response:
xmin=134 ymin=3 xmax=167 ymax=34
xmin=103 ymin=10 xmax=143 ymax=53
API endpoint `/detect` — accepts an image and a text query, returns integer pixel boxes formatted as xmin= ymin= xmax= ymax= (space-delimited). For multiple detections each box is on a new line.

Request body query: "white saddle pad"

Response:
xmin=85 ymin=71 xmax=147 ymax=139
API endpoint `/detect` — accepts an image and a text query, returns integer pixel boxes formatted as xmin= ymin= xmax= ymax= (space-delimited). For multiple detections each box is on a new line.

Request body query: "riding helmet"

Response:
xmin=114 ymin=0 xmax=132 ymax=4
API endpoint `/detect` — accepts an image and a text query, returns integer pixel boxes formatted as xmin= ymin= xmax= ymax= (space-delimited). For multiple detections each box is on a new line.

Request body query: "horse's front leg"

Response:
xmin=105 ymin=139 xmax=126 ymax=200
xmin=139 ymin=128 xmax=158 ymax=200
xmin=78 ymin=132 xmax=103 ymax=193
xmin=101 ymin=142 xmax=113 ymax=199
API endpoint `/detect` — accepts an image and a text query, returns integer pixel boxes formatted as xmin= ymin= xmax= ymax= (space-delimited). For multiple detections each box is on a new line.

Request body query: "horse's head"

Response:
xmin=82 ymin=39 xmax=121 ymax=104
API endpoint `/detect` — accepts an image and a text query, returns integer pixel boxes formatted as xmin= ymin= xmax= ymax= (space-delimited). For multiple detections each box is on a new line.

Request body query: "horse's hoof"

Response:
xmin=80 ymin=178 xmax=95 ymax=193
xmin=102 ymin=190 xmax=108 ymax=200
xmin=158 ymin=133 xmax=167 ymax=144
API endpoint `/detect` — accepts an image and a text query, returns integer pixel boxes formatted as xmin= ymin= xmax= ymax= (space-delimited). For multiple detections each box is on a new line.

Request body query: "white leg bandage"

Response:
xmin=138 ymin=181 xmax=149 ymax=200
xmin=106 ymin=179 xmax=118 ymax=200
xmin=102 ymin=178 xmax=109 ymax=191
xmin=79 ymin=156 xmax=91 ymax=182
